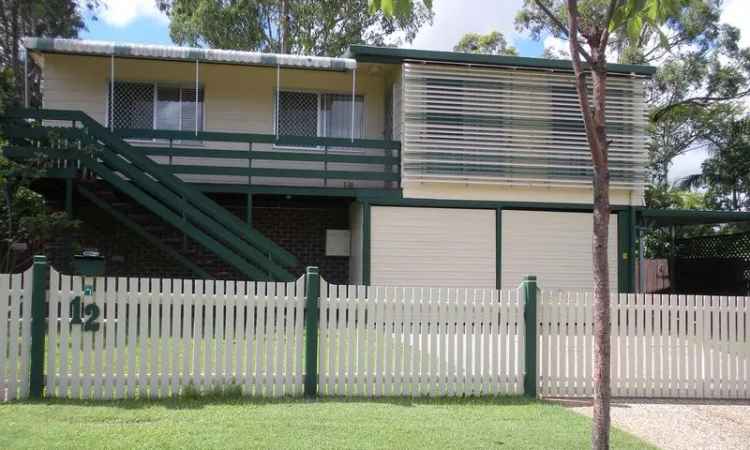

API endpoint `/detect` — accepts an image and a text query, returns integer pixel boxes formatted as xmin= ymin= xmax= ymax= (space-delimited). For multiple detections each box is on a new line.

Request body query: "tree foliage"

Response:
xmin=156 ymin=0 xmax=433 ymax=56
xmin=453 ymin=31 xmax=518 ymax=55
xmin=678 ymin=117 xmax=750 ymax=211
xmin=635 ymin=1 xmax=750 ymax=185
xmin=0 ymin=0 xmax=98 ymax=105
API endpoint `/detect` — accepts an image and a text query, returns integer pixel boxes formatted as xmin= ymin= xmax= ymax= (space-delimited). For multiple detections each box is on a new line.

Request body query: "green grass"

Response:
xmin=0 ymin=396 xmax=653 ymax=449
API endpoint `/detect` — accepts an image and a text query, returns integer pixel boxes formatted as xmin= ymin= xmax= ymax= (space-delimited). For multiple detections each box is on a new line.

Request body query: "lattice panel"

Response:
xmin=676 ymin=232 xmax=750 ymax=260
xmin=110 ymin=82 xmax=154 ymax=130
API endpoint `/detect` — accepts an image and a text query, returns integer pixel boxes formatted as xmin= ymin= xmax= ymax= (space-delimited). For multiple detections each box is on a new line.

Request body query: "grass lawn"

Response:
xmin=0 ymin=396 xmax=652 ymax=449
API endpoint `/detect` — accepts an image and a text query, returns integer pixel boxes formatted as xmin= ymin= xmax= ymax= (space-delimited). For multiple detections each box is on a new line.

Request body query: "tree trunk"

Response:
xmin=279 ymin=0 xmax=289 ymax=53
xmin=590 ymin=62 xmax=612 ymax=450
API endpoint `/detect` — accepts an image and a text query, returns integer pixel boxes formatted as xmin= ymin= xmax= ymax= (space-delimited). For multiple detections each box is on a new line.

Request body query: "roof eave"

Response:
xmin=346 ymin=45 xmax=656 ymax=77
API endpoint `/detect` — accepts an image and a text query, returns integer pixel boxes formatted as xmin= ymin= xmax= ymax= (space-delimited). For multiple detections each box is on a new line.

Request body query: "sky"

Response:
xmin=80 ymin=0 xmax=750 ymax=183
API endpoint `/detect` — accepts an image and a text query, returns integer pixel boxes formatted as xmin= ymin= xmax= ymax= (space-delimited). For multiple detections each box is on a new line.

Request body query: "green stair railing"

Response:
xmin=1 ymin=108 xmax=299 ymax=281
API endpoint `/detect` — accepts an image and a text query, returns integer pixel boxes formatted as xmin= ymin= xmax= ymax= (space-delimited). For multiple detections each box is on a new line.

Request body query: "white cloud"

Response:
xmin=722 ymin=0 xmax=750 ymax=48
xmin=406 ymin=0 xmax=525 ymax=51
xmin=98 ymin=0 xmax=168 ymax=28
xmin=543 ymin=35 xmax=569 ymax=58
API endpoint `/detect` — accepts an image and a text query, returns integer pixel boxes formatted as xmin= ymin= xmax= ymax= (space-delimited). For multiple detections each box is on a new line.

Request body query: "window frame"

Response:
xmin=105 ymin=80 xmax=206 ymax=142
xmin=273 ymin=89 xmax=366 ymax=151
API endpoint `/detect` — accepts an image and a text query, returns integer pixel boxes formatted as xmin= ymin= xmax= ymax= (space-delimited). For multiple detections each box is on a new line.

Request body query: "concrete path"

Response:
xmin=556 ymin=398 xmax=750 ymax=450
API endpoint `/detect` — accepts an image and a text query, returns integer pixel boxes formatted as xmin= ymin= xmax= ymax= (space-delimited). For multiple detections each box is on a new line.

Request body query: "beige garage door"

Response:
xmin=371 ymin=206 xmax=496 ymax=287
xmin=501 ymin=210 xmax=618 ymax=291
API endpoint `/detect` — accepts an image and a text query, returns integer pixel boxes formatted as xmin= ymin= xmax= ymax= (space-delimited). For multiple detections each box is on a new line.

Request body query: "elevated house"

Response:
xmin=4 ymin=37 xmax=657 ymax=291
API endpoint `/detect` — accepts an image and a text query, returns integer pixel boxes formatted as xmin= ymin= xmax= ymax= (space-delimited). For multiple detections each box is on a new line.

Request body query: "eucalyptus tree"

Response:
xmin=155 ymin=0 xmax=433 ymax=56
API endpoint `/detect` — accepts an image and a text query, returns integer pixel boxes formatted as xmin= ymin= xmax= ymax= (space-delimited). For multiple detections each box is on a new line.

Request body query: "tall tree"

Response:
xmin=632 ymin=1 xmax=750 ymax=185
xmin=516 ymin=1 xmax=684 ymax=448
xmin=454 ymin=30 xmax=518 ymax=55
xmin=679 ymin=116 xmax=750 ymax=211
xmin=0 ymin=0 xmax=98 ymax=104
xmin=155 ymin=0 xmax=434 ymax=56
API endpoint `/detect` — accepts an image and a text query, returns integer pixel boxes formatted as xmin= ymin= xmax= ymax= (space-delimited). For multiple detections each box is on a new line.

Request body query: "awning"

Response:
xmin=23 ymin=37 xmax=357 ymax=71
xmin=638 ymin=208 xmax=750 ymax=226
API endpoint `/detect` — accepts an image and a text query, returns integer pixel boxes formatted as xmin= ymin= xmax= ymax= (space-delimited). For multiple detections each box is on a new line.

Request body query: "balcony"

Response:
xmin=2 ymin=109 xmax=401 ymax=195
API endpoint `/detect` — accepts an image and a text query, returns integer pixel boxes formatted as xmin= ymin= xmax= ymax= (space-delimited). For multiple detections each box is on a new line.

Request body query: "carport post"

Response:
xmin=304 ymin=266 xmax=320 ymax=397
xmin=522 ymin=275 xmax=538 ymax=398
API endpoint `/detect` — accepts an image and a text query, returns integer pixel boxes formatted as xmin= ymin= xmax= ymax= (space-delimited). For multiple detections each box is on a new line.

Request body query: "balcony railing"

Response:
xmin=1 ymin=109 xmax=401 ymax=191
xmin=114 ymin=128 xmax=401 ymax=190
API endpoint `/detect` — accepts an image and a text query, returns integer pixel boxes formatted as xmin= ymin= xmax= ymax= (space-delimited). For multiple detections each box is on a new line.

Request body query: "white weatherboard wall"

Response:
xmin=370 ymin=206 xmax=495 ymax=287
xmin=501 ymin=210 xmax=618 ymax=291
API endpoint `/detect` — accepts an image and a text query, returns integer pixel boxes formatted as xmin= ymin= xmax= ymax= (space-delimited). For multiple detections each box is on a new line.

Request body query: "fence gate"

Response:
xmin=537 ymin=291 xmax=750 ymax=399
xmin=317 ymin=281 xmax=526 ymax=397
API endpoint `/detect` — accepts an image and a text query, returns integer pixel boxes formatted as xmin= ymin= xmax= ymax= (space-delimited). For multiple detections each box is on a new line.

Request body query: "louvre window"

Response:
xmin=276 ymin=91 xmax=364 ymax=140
xmin=108 ymin=81 xmax=204 ymax=132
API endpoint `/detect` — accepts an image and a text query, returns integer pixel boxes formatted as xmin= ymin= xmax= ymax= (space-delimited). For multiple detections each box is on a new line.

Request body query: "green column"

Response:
xmin=304 ymin=266 xmax=320 ymax=398
xmin=522 ymin=275 xmax=538 ymax=398
xmin=29 ymin=255 xmax=49 ymax=399
xmin=246 ymin=194 xmax=253 ymax=225
xmin=362 ymin=202 xmax=371 ymax=285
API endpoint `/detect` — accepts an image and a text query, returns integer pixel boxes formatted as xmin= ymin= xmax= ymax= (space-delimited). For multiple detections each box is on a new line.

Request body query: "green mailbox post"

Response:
xmin=72 ymin=250 xmax=105 ymax=331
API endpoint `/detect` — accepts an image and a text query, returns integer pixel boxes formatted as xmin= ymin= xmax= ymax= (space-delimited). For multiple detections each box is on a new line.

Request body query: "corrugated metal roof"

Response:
xmin=23 ymin=37 xmax=357 ymax=71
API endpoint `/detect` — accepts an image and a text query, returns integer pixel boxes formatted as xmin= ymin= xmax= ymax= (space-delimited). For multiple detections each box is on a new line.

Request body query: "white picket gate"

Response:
xmin=45 ymin=269 xmax=306 ymax=399
xmin=0 ymin=267 xmax=32 ymax=401
xmin=538 ymin=291 xmax=750 ymax=399
xmin=317 ymin=281 xmax=526 ymax=397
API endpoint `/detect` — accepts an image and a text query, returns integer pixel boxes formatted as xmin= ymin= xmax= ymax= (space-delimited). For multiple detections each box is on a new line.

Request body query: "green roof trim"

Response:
xmin=346 ymin=45 xmax=656 ymax=76
xmin=638 ymin=208 xmax=750 ymax=226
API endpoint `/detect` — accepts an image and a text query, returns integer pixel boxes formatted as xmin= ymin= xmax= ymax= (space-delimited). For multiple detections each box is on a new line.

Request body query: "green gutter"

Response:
xmin=347 ymin=45 xmax=656 ymax=76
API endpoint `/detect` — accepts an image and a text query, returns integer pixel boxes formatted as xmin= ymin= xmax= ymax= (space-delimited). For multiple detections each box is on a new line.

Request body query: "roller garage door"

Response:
xmin=370 ymin=206 xmax=496 ymax=287
xmin=501 ymin=210 xmax=618 ymax=291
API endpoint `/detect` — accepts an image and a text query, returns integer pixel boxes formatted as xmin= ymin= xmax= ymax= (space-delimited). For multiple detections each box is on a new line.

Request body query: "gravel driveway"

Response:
xmin=555 ymin=398 xmax=750 ymax=449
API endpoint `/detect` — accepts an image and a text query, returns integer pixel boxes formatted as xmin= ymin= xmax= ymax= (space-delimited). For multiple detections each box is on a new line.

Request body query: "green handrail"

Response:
xmin=5 ymin=109 xmax=297 ymax=267
xmin=3 ymin=108 xmax=298 ymax=269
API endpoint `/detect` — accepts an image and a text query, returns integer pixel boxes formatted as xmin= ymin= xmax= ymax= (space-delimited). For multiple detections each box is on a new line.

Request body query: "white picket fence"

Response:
xmin=318 ymin=282 xmax=525 ymax=397
xmin=0 ymin=268 xmax=32 ymax=401
xmin=538 ymin=291 xmax=750 ymax=399
xmin=3 ymin=264 xmax=750 ymax=402
xmin=45 ymin=269 xmax=306 ymax=399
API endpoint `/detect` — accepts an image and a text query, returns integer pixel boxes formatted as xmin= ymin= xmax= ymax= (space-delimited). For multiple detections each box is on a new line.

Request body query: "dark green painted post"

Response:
xmin=362 ymin=202 xmax=371 ymax=285
xmin=522 ymin=275 xmax=538 ymax=398
xmin=246 ymin=194 xmax=253 ymax=225
xmin=64 ymin=179 xmax=73 ymax=215
xmin=495 ymin=208 xmax=502 ymax=289
xmin=29 ymin=255 xmax=49 ymax=399
xmin=304 ymin=266 xmax=320 ymax=397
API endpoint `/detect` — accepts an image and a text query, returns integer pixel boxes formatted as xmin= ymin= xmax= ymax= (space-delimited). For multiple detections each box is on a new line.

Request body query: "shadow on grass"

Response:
xmin=12 ymin=394 xmax=540 ymax=411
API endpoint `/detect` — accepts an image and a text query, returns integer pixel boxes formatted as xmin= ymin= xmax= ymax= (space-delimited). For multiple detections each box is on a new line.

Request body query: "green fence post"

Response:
xmin=522 ymin=275 xmax=538 ymax=398
xmin=304 ymin=266 xmax=320 ymax=398
xmin=29 ymin=255 xmax=49 ymax=399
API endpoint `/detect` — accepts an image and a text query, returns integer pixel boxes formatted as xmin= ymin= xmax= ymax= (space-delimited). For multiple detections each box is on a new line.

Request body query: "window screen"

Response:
xmin=109 ymin=82 xmax=203 ymax=132
xmin=110 ymin=82 xmax=154 ymax=129
xmin=277 ymin=91 xmax=318 ymax=136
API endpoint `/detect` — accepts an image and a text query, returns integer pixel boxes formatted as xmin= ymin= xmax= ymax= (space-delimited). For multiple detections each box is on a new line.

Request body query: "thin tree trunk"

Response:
xmin=590 ymin=57 xmax=612 ymax=450
xmin=564 ymin=1 xmax=612 ymax=447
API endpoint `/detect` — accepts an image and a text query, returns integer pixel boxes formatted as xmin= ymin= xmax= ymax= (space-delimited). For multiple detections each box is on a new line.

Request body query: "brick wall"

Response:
xmin=42 ymin=183 xmax=352 ymax=283
xmin=250 ymin=195 xmax=351 ymax=283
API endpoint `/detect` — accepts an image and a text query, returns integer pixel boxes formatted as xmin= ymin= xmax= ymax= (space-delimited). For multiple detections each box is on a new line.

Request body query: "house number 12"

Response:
xmin=70 ymin=296 xmax=101 ymax=332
